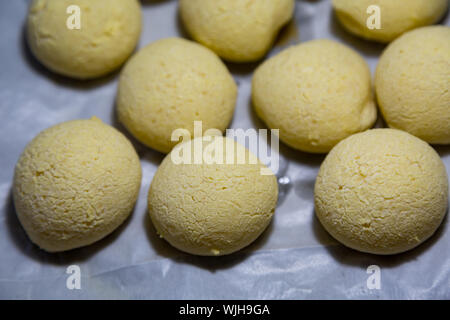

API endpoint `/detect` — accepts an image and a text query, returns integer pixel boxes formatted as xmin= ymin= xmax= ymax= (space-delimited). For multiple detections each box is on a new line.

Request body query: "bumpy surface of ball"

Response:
xmin=27 ymin=0 xmax=142 ymax=79
xmin=332 ymin=0 xmax=448 ymax=43
xmin=179 ymin=0 xmax=295 ymax=62
xmin=252 ymin=39 xmax=377 ymax=153
xmin=117 ymin=38 xmax=237 ymax=154
xmin=148 ymin=136 xmax=278 ymax=256
xmin=315 ymin=129 xmax=448 ymax=255
xmin=13 ymin=118 xmax=142 ymax=252
xmin=375 ymin=26 xmax=450 ymax=144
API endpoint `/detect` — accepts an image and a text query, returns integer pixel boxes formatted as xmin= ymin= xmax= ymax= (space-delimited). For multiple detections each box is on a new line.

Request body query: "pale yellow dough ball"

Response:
xmin=315 ymin=129 xmax=448 ymax=255
xmin=148 ymin=136 xmax=278 ymax=256
xmin=13 ymin=118 xmax=142 ymax=252
xmin=252 ymin=39 xmax=377 ymax=153
xmin=179 ymin=0 xmax=295 ymax=62
xmin=117 ymin=38 xmax=237 ymax=154
xmin=375 ymin=26 xmax=450 ymax=144
xmin=27 ymin=0 xmax=142 ymax=79
xmin=332 ymin=0 xmax=448 ymax=43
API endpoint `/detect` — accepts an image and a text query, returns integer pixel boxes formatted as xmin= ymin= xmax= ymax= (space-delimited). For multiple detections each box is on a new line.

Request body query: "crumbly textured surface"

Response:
xmin=148 ymin=136 xmax=278 ymax=256
xmin=332 ymin=0 xmax=448 ymax=43
xmin=315 ymin=129 xmax=448 ymax=255
xmin=179 ymin=0 xmax=294 ymax=62
xmin=117 ymin=38 xmax=237 ymax=154
xmin=252 ymin=39 xmax=376 ymax=153
xmin=13 ymin=118 xmax=142 ymax=252
xmin=375 ymin=26 xmax=450 ymax=144
xmin=27 ymin=0 xmax=142 ymax=79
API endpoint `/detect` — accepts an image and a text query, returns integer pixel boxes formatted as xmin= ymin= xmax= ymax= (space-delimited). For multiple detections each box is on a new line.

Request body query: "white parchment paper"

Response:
xmin=0 ymin=0 xmax=449 ymax=299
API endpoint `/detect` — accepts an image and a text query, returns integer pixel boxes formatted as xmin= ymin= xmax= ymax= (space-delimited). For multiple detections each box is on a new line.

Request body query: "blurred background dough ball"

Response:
xmin=252 ymin=39 xmax=376 ymax=153
xmin=315 ymin=129 xmax=448 ymax=255
xmin=27 ymin=0 xmax=142 ymax=79
xmin=375 ymin=26 xmax=450 ymax=144
xmin=148 ymin=136 xmax=278 ymax=256
xmin=117 ymin=38 xmax=237 ymax=154
xmin=179 ymin=0 xmax=295 ymax=62
xmin=13 ymin=117 xmax=142 ymax=252
xmin=332 ymin=0 xmax=448 ymax=43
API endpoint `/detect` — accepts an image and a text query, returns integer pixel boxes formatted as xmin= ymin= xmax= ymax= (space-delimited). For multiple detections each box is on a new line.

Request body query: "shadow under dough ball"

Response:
xmin=27 ymin=0 xmax=142 ymax=79
xmin=314 ymin=129 xmax=448 ymax=255
xmin=13 ymin=117 xmax=142 ymax=252
xmin=148 ymin=136 xmax=278 ymax=256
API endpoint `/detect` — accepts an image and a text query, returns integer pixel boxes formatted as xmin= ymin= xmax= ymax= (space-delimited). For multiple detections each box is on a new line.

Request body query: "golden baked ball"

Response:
xmin=375 ymin=26 xmax=450 ymax=144
xmin=252 ymin=39 xmax=377 ymax=153
xmin=27 ymin=0 xmax=142 ymax=79
xmin=315 ymin=129 xmax=448 ymax=255
xmin=179 ymin=0 xmax=295 ymax=62
xmin=117 ymin=38 xmax=237 ymax=154
xmin=148 ymin=136 xmax=278 ymax=256
xmin=332 ymin=0 xmax=448 ymax=43
xmin=13 ymin=117 xmax=142 ymax=252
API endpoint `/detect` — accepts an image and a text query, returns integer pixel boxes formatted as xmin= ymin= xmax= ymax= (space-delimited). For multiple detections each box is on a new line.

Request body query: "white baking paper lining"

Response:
xmin=0 ymin=0 xmax=449 ymax=299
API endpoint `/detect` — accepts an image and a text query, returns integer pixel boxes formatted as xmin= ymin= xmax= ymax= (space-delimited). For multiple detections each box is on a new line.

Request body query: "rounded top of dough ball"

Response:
xmin=375 ymin=26 xmax=450 ymax=144
xmin=117 ymin=38 xmax=237 ymax=154
xmin=252 ymin=39 xmax=377 ymax=153
xmin=315 ymin=129 xmax=448 ymax=255
xmin=27 ymin=0 xmax=142 ymax=79
xmin=148 ymin=136 xmax=278 ymax=256
xmin=179 ymin=0 xmax=295 ymax=62
xmin=13 ymin=117 xmax=142 ymax=252
xmin=332 ymin=0 xmax=448 ymax=43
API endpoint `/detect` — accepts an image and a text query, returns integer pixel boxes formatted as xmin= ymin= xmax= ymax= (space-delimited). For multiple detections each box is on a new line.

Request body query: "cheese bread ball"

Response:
xmin=332 ymin=0 xmax=448 ymax=43
xmin=179 ymin=0 xmax=295 ymax=62
xmin=148 ymin=136 xmax=278 ymax=256
xmin=315 ymin=129 xmax=448 ymax=255
xmin=117 ymin=38 xmax=237 ymax=154
xmin=252 ymin=39 xmax=377 ymax=153
xmin=27 ymin=0 xmax=142 ymax=79
xmin=13 ymin=118 xmax=142 ymax=252
xmin=375 ymin=26 xmax=450 ymax=144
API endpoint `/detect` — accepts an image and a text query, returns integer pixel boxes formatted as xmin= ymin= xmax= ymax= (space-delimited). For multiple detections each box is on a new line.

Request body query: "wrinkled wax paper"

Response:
xmin=0 ymin=0 xmax=449 ymax=299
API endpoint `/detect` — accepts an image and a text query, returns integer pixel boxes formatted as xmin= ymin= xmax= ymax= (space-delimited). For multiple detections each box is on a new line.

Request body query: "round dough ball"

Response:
xmin=27 ymin=0 xmax=142 ymax=79
xmin=179 ymin=0 xmax=295 ymax=62
xmin=332 ymin=0 xmax=448 ymax=43
xmin=13 ymin=117 xmax=142 ymax=252
xmin=315 ymin=129 xmax=448 ymax=255
xmin=148 ymin=136 xmax=278 ymax=256
xmin=252 ymin=39 xmax=377 ymax=153
xmin=117 ymin=38 xmax=237 ymax=154
xmin=375 ymin=26 xmax=450 ymax=144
